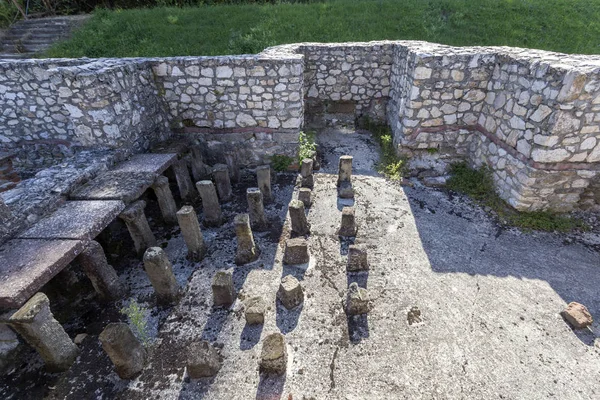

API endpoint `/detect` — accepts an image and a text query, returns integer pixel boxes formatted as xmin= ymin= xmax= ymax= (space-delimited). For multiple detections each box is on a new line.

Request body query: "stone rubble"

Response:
xmin=277 ymin=275 xmax=304 ymax=309
xmin=99 ymin=322 xmax=147 ymax=380
xmin=561 ymin=302 xmax=593 ymax=329
xmin=259 ymin=333 xmax=287 ymax=375
xmin=212 ymin=271 xmax=236 ymax=308
xmin=283 ymin=238 xmax=310 ymax=265
xmin=187 ymin=341 xmax=222 ymax=379
xmin=244 ymin=296 xmax=266 ymax=325
xmin=345 ymin=282 xmax=371 ymax=315
xmin=142 ymin=247 xmax=181 ymax=305
xmin=347 ymin=244 xmax=369 ymax=272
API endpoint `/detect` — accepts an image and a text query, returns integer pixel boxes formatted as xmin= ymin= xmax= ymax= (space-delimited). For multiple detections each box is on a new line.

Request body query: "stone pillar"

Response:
xmin=119 ymin=200 xmax=157 ymax=255
xmin=212 ymin=164 xmax=232 ymax=201
xmin=143 ymin=247 xmax=180 ymax=304
xmin=283 ymin=238 xmax=309 ymax=265
xmin=77 ymin=240 xmax=126 ymax=301
xmin=99 ymin=322 xmax=146 ymax=379
xmin=347 ymin=244 xmax=368 ymax=271
xmin=212 ymin=271 xmax=236 ymax=307
xmin=191 ymin=146 xmax=209 ymax=182
xmin=247 ymin=187 xmax=268 ymax=231
xmin=337 ymin=155 xmax=354 ymax=199
xmin=151 ymin=175 xmax=178 ymax=225
xmin=338 ymin=206 xmax=357 ymax=237
xmin=256 ymin=165 xmax=272 ymax=202
xmin=288 ymin=199 xmax=310 ymax=235
xmin=245 ymin=296 xmax=266 ymax=325
xmin=298 ymin=188 xmax=312 ymax=208
xmin=277 ymin=275 xmax=304 ymax=309
xmin=176 ymin=206 xmax=206 ymax=261
xmin=345 ymin=282 xmax=371 ymax=315
xmin=9 ymin=292 xmax=78 ymax=372
xmin=187 ymin=341 xmax=222 ymax=379
xmin=234 ymin=214 xmax=259 ymax=265
xmin=300 ymin=158 xmax=314 ymax=189
xmin=259 ymin=333 xmax=287 ymax=375
xmin=172 ymin=159 xmax=196 ymax=202
xmin=224 ymin=151 xmax=241 ymax=183
xmin=196 ymin=180 xmax=222 ymax=227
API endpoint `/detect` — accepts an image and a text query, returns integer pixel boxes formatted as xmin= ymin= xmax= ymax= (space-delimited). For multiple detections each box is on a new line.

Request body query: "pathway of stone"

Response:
xmin=2 ymin=129 xmax=600 ymax=399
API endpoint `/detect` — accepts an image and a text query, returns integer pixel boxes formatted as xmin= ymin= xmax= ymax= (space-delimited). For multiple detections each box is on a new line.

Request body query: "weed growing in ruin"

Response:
xmin=120 ymin=299 xmax=151 ymax=347
xmin=271 ymin=154 xmax=293 ymax=172
xmin=447 ymin=162 xmax=588 ymax=233
xmin=298 ymin=130 xmax=317 ymax=164
xmin=360 ymin=117 xmax=407 ymax=181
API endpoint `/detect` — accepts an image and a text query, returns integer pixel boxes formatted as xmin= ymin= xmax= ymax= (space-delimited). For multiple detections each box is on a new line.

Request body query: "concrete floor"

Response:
xmin=2 ymin=130 xmax=600 ymax=399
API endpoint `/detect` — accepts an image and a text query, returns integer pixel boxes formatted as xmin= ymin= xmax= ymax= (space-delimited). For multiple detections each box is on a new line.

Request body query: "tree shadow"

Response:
xmin=240 ymin=323 xmax=264 ymax=350
xmin=255 ymin=373 xmax=286 ymax=400
xmin=178 ymin=376 xmax=216 ymax=400
xmin=276 ymin=300 xmax=304 ymax=334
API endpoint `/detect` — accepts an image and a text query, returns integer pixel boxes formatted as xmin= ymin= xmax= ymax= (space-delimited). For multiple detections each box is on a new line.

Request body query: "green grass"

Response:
xmin=45 ymin=0 xmax=600 ymax=58
xmin=359 ymin=117 xmax=407 ymax=181
xmin=447 ymin=162 xmax=588 ymax=233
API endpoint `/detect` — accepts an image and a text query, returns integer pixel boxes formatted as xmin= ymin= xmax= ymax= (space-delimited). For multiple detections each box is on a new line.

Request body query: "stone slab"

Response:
xmin=17 ymin=200 xmax=125 ymax=241
xmin=111 ymin=153 xmax=178 ymax=175
xmin=70 ymin=171 xmax=157 ymax=204
xmin=0 ymin=239 xmax=86 ymax=309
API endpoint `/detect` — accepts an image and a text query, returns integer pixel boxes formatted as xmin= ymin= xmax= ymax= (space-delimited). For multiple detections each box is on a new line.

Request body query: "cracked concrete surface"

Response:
xmin=2 ymin=130 xmax=600 ymax=399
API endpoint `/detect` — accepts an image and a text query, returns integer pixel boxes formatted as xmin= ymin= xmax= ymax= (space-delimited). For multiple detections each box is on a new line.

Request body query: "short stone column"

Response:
xmin=259 ymin=333 xmax=287 ymax=375
xmin=176 ymin=206 xmax=206 ymax=261
xmin=187 ymin=341 xmax=222 ymax=379
xmin=224 ymin=151 xmax=241 ymax=183
xmin=299 ymin=158 xmax=314 ymax=188
xmin=151 ymin=175 xmax=178 ymax=225
xmin=288 ymin=199 xmax=310 ymax=236
xmin=337 ymin=155 xmax=354 ymax=199
xmin=191 ymin=146 xmax=209 ymax=182
xmin=338 ymin=206 xmax=358 ymax=237
xmin=345 ymin=282 xmax=371 ymax=315
xmin=196 ymin=180 xmax=222 ymax=227
xmin=247 ymin=187 xmax=268 ymax=231
xmin=9 ymin=292 xmax=78 ymax=372
xmin=143 ymin=247 xmax=181 ymax=304
xmin=245 ymin=296 xmax=266 ymax=325
xmin=347 ymin=244 xmax=368 ymax=271
xmin=77 ymin=240 xmax=126 ymax=301
xmin=212 ymin=164 xmax=232 ymax=201
xmin=119 ymin=200 xmax=157 ymax=255
xmin=277 ymin=275 xmax=304 ymax=309
xmin=283 ymin=238 xmax=309 ymax=265
xmin=256 ymin=165 xmax=272 ymax=202
xmin=212 ymin=271 xmax=236 ymax=307
xmin=99 ymin=322 xmax=146 ymax=379
xmin=298 ymin=188 xmax=312 ymax=208
xmin=172 ymin=159 xmax=196 ymax=202
xmin=234 ymin=214 xmax=259 ymax=265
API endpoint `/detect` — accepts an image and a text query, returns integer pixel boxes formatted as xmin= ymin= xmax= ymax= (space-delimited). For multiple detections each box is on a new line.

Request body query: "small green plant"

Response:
xmin=120 ymin=299 xmax=151 ymax=347
xmin=447 ymin=162 xmax=588 ymax=233
xmin=359 ymin=117 xmax=407 ymax=181
xmin=271 ymin=154 xmax=293 ymax=172
xmin=298 ymin=130 xmax=317 ymax=164
xmin=427 ymin=147 xmax=439 ymax=154
xmin=167 ymin=15 xmax=179 ymax=25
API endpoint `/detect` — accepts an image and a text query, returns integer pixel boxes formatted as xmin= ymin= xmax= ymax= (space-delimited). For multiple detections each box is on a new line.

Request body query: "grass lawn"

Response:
xmin=45 ymin=0 xmax=600 ymax=58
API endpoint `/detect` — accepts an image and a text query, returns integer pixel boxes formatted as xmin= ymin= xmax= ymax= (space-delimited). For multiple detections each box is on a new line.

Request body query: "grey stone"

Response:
xmin=256 ymin=165 xmax=272 ymax=202
xmin=187 ymin=341 xmax=222 ymax=379
xmin=195 ymin=180 xmax=222 ymax=227
xmin=212 ymin=164 xmax=232 ymax=201
xmin=142 ymin=247 xmax=181 ymax=305
xmin=77 ymin=240 xmax=126 ymax=301
xmin=277 ymin=275 xmax=303 ymax=309
xmin=111 ymin=153 xmax=177 ymax=175
xmin=338 ymin=206 xmax=358 ymax=237
xmin=176 ymin=206 xmax=206 ymax=261
xmin=283 ymin=238 xmax=309 ymax=265
xmin=407 ymin=306 xmax=423 ymax=325
xmin=172 ymin=159 xmax=196 ymax=202
xmin=9 ymin=292 xmax=79 ymax=372
xmin=298 ymin=188 xmax=312 ymax=207
xmin=99 ymin=322 xmax=146 ymax=379
xmin=151 ymin=175 xmax=178 ymax=225
xmin=300 ymin=158 xmax=314 ymax=188
xmin=338 ymin=181 xmax=355 ymax=199
xmin=288 ymin=199 xmax=310 ymax=235
xmin=345 ymin=282 xmax=371 ymax=315
xmin=337 ymin=155 xmax=353 ymax=186
xmin=119 ymin=200 xmax=157 ymax=255
xmin=212 ymin=271 xmax=236 ymax=307
xmin=247 ymin=187 xmax=268 ymax=231
xmin=244 ymin=296 xmax=266 ymax=325
xmin=234 ymin=214 xmax=259 ymax=265
xmin=70 ymin=171 xmax=156 ymax=204
xmin=224 ymin=151 xmax=241 ymax=183
xmin=259 ymin=333 xmax=287 ymax=375
xmin=347 ymin=244 xmax=368 ymax=271
xmin=191 ymin=146 xmax=210 ymax=182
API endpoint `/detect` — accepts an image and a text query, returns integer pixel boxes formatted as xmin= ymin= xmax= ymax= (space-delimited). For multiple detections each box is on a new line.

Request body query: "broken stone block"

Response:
xmin=176 ymin=206 xmax=206 ymax=261
xmin=298 ymin=188 xmax=312 ymax=207
xmin=283 ymin=238 xmax=309 ymax=265
xmin=347 ymin=244 xmax=368 ymax=272
xmin=212 ymin=271 xmax=236 ymax=307
xmin=299 ymin=158 xmax=314 ymax=188
xmin=119 ymin=200 xmax=157 ymax=255
xmin=259 ymin=333 xmax=287 ymax=375
xmin=338 ymin=206 xmax=358 ymax=237
xmin=561 ymin=302 xmax=593 ymax=329
xmin=187 ymin=340 xmax=222 ymax=379
xmin=172 ymin=159 xmax=196 ymax=202
xmin=196 ymin=180 xmax=222 ymax=227
xmin=247 ymin=187 xmax=268 ymax=231
xmin=77 ymin=240 xmax=126 ymax=301
xmin=345 ymin=282 xmax=371 ymax=315
xmin=337 ymin=155 xmax=353 ymax=186
xmin=234 ymin=214 xmax=260 ymax=265
xmin=407 ymin=306 xmax=423 ymax=325
xmin=8 ymin=292 xmax=79 ymax=372
xmin=142 ymin=247 xmax=181 ymax=305
xmin=224 ymin=151 xmax=241 ymax=183
xmin=288 ymin=199 xmax=310 ymax=236
xmin=212 ymin=164 xmax=232 ymax=201
xmin=151 ymin=175 xmax=178 ymax=225
xmin=245 ymin=296 xmax=266 ymax=325
xmin=256 ymin=165 xmax=272 ymax=202
xmin=277 ymin=275 xmax=304 ymax=309
xmin=99 ymin=322 xmax=146 ymax=380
